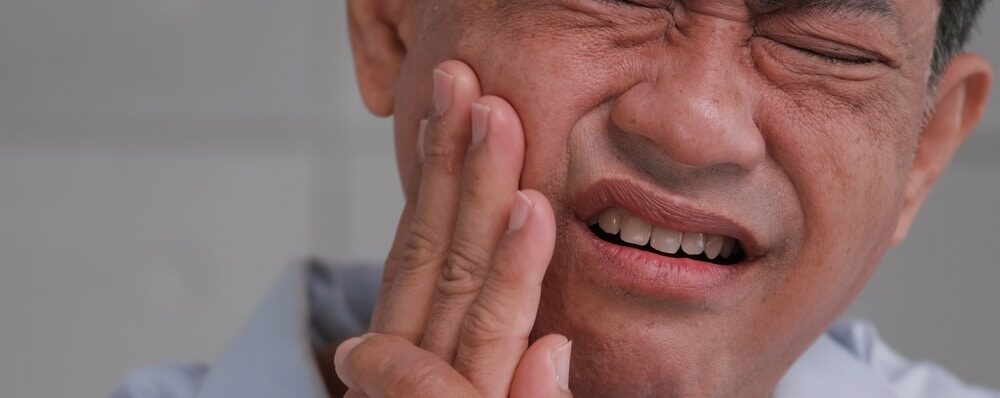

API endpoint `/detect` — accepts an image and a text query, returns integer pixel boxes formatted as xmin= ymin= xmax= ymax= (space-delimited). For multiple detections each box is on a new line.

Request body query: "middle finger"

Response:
xmin=371 ymin=60 xmax=482 ymax=342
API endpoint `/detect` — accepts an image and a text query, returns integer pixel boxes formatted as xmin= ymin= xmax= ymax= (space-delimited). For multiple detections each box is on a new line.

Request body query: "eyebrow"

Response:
xmin=750 ymin=0 xmax=897 ymax=21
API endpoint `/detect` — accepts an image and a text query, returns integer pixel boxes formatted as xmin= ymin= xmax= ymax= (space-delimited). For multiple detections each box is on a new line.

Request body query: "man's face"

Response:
xmin=389 ymin=0 xmax=939 ymax=396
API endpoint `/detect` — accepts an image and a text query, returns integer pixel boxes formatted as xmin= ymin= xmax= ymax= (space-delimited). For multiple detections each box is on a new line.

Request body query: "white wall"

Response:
xmin=0 ymin=1 xmax=997 ymax=397
xmin=0 ymin=1 xmax=326 ymax=396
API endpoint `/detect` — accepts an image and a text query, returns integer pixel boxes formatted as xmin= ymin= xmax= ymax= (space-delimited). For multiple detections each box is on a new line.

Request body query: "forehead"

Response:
xmin=476 ymin=0 xmax=939 ymax=31
xmin=448 ymin=0 xmax=942 ymax=77
xmin=711 ymin=0 xmax=937 ymax=25
xmin=747 ymin=0 xmax=940 ymax=37
xmin=548 ymin=0 xmax=928 ymax=52
xmin=723 ymin=0 xmax=937 ymax=58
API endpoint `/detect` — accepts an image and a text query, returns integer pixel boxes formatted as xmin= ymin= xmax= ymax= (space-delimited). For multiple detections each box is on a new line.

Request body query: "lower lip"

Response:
xmin=572 ymin=220 xmax=752 ymax=302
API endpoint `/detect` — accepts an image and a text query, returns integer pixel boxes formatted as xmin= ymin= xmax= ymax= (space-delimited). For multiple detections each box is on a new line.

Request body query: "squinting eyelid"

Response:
xmin=597 ymin=0 xmax=649 ymax=6
xmin=753 ymin=37 xmax=892 ymax=82
xmin=761 ymin=34 xmax=883 ymax=65
xmin=790 ymin=44 xmax=879 ymax=66
xmin=591 ymin=0 xmax=669 ymax=12
xmin=755 ymin=14 xmax=902 ymax=66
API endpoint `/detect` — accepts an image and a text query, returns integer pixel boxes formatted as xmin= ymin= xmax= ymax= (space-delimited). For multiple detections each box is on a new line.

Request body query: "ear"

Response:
xmin=346 ymin=0 xmax=411 ymax=117
xmin=892 ymin=54 xmax=993 ymax=246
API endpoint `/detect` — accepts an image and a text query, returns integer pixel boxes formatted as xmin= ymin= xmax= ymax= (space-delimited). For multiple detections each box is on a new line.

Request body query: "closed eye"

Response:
xmin=781 ymin=42 xmax=879 ymax=66
xmin=597 ymin=0 xmax=658 ymax=8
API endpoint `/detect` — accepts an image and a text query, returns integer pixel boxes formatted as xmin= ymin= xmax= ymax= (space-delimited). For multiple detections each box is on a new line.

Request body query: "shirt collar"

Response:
xmin=772 ymin=331 xmax=900 ymax=398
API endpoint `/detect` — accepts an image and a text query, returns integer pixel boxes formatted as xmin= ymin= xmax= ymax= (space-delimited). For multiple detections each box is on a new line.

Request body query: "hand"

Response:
xmin=333 ymin=333 xmax=571 ymax=398
xmin=326 ymin=60 xmax=570 ymax=398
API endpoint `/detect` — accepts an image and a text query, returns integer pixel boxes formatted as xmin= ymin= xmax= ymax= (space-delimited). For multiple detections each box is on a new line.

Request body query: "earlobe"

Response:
xmin=347 ymin=0 xmax=410 ymax=117
xmin=892 ymin=54 xmax=993 ymax=246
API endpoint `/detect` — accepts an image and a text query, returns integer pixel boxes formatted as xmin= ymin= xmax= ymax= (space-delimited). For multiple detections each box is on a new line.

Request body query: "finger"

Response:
xmin=370 ymin=119 xmax=426 ymax=329
xmin=420 ymin=95 xmax=528 ymax=360
xmin=453 ymin=190 xmax=557 ymax=397
xmin=316 ymin=345 xmax=354 ymax=396
xmin=344 ymin=390 xmax=368 ymax=398
xmin=373 ymin=61 xmax=483 ymax=342
xmin=510 ymin=334 xmax=573 ymax=398
xmin=335 ymin=333 xmax=480 ymax=398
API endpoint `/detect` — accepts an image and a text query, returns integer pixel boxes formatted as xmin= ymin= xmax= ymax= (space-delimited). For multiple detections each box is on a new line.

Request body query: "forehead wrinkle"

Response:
xmin=750 ymin=0 xmax=897 ymax=21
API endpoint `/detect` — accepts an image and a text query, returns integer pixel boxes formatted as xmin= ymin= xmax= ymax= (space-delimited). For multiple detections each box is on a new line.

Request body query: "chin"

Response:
xmin=529 ymin=211 xmax=791 ymax=397
xmin=531 ymin=290 xmax=756 ymax=397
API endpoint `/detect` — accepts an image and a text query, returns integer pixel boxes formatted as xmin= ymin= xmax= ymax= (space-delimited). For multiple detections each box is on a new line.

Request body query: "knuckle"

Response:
xmin=450 ymin=236 xmax=493 ymax=276
xmin=460 ymin=301 xmax=513 ymax=350
xmin=435 ymin=266 xmax=477 ymax=300
xmin=437 ymin=239 xmax=492 ymax=298
xmin=406 ymin=217 xmax=444 ymax=255
xmin=422 ymin=135 xmax=462 ymax=174
xmin=401 ymin=218 xmax=448 ymax=274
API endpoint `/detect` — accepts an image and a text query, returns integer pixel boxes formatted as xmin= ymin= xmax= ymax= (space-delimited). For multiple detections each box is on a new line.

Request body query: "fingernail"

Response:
xmin=417 ymin=119 xmax=428 ymax=162
xmin=470 ymin=103 xmax=490 ymax=150
xmin=554 ymin=339 xmax=572 ymax=393
xmin=509 ymin=191 xmax=532 ymax=232
xmin=433 ymin=69 xmax=454 ymax=115
xmin=333 ymin=334 xmax=372 ymax=389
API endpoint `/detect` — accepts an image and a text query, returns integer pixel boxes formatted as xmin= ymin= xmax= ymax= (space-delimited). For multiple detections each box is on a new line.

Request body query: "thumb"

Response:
xmin=510 ymin=334 xmax=573 ymax=398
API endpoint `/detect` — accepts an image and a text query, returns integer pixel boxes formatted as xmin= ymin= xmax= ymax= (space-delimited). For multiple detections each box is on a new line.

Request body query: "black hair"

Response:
xmin=933 ymin=0 xmax=989 ymax=79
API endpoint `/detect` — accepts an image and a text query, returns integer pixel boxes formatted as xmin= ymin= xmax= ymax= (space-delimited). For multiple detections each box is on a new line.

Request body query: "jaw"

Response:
xmin=524 ymin=188 xmax=828 ymax=398
xmin=531 ymin=265 xmax=771 ymax=398
xmin=528 ymin=209 xmax=895 ymax=398
xmin=530 ymin=250 xmax=815 ymax=398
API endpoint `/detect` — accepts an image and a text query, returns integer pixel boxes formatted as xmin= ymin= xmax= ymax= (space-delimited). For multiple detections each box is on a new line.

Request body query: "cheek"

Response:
xmin=453 ymin=30 xmax=608 ymax=193
xmin=760 ymin=89 xmax=919 ymax=316
xmin=453 ymin=15 xmax=664 ymax=197
xmin=722 ymin=94 xmax=923 ymax=370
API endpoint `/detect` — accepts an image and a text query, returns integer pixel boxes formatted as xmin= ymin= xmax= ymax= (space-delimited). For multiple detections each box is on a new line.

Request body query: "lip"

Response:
xmin=573 ymin=179 xmax=763 ymax=258
xmin=570 ymin=178 xmax=764 ymax=301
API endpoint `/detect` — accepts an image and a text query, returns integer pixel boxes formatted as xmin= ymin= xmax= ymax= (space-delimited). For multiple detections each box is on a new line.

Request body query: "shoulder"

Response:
xmin=827 ymin=320 xmax=999 ymax=398
xmin=111 ymin=260 xmax=380 ymax=398
xmin=111 ymin=363 xmax=208 ymax=398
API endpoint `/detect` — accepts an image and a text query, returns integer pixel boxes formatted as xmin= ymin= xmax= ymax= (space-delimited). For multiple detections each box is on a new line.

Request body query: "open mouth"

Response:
xmin=587 ymin=207 xmax=746 ymax=266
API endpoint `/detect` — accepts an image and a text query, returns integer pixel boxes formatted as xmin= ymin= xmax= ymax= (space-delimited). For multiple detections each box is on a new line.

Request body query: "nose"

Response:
xmin=610 ymin=53 xmax=765 ymax=171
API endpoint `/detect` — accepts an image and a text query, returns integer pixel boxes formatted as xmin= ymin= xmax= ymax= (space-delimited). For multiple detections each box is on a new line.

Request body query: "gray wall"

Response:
xmin=0 ymin=1 xmax=997 ymax=397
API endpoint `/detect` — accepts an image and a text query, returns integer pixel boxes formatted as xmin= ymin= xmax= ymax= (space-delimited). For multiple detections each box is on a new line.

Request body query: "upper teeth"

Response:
xmin=590 ymin=207 xmax=739 ymax=260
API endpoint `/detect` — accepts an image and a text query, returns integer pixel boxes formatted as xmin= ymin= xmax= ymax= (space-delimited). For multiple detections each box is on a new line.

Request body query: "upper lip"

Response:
xmin=573 ymin=178 xmax=764 ymax=259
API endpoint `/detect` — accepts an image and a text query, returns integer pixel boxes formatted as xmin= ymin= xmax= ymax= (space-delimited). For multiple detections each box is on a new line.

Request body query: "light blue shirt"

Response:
xmin=112 ymin=261 xmax=999 ymax=398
